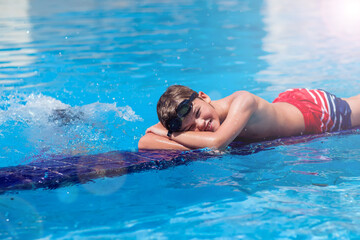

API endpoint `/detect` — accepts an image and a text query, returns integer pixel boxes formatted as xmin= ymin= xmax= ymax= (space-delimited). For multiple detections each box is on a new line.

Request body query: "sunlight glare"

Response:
xmin=321 ymin=0 xmax=360 ymax=39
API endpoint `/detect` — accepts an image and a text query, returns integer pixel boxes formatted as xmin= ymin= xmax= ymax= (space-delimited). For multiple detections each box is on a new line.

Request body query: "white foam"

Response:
xmin=0 ymin=93 xmax=143 ymax=164
xmin=0 ymin=93 xmax=142 ymax=126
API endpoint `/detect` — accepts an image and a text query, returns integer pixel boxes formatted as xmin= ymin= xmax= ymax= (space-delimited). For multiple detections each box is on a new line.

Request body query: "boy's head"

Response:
xmin=157 ymin=85 xmax=198 ymax=131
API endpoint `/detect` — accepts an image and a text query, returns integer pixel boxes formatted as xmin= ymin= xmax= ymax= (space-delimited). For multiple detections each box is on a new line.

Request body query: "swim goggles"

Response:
xmin=166 ymin=93 xmax=197 ymax=137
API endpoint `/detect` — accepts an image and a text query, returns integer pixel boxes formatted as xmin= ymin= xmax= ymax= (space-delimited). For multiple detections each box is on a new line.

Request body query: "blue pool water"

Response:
xmin=1 ymin=0 xmax=360 ymax=238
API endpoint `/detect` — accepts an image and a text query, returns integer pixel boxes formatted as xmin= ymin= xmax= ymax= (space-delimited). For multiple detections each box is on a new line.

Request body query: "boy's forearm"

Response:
xmin=138 ymin=133 xmax=191 ymax=150
xmin=171 ymin=131 xmax=223 ymax=149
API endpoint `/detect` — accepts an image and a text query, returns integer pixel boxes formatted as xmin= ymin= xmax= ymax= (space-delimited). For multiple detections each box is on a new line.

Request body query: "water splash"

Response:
xmin=0 ymin=93 xmax=142 ymax=167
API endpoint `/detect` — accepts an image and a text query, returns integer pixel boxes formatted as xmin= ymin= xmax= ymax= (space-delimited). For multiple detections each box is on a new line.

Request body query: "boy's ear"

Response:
xmin=198 ymin=91 xmax=211 ymax=103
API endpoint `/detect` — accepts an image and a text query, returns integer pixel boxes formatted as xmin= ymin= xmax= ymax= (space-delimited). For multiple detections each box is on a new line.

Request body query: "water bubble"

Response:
xmin=57 ymin=187 xmax=79 ymax=203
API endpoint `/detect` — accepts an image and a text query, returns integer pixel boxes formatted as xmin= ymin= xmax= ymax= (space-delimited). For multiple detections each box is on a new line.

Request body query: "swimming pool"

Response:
xmin=1 ymin=0 xmax=360 ymax=238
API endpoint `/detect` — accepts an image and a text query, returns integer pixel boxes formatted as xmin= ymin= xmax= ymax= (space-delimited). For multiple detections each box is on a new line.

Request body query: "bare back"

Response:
xmin=238 ymin=95 xmax=305 ymax=140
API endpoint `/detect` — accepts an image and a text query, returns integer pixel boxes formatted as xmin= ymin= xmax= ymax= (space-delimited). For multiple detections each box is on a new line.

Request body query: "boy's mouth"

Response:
xmin=205 ymin=120 xmax=212 ymax=131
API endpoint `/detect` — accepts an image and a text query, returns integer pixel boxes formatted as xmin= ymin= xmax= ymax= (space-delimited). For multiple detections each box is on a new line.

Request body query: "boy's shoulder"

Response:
xmin=216 ymin=90 xmax=256 ymax=105
xmin=213 ymin=91 xmax=262 ymax=121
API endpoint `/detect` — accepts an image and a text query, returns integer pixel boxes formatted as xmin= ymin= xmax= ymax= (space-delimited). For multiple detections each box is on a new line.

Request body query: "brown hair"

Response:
xmin=157 ymin=85 xmax=198 ymax=130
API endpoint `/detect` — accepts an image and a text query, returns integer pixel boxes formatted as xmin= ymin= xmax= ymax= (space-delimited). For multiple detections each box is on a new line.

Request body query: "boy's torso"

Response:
xmin=237 ymin=95 xmax=305 ymax=140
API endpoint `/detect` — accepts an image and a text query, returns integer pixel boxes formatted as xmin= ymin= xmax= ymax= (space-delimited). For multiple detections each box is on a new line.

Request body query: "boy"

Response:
xmin=138 ymin=85 xmax=360 ymax=150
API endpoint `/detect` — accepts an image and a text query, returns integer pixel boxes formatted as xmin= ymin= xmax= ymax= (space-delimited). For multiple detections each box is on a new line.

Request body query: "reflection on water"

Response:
xmin=0 ymin=0 xmax=37 ymax=89
xmin=0 ymin=0 xmax=267 ymax=99
xmin=258 ymin=0 xmax=360 ymax=95
xmin=282 ymin=146 xmax=332 ymax=165
xmin=321 ymin=0 xmax=360 ymax=38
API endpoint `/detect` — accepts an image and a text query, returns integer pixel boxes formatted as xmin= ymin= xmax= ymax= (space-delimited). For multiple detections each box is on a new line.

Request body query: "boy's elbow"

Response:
xmin=138 ymin=134 xmax=152 ymax=149
xmin=138 ymin=137 xmax=146 ymax=149
xmin=209 ymin=137 xmax=227 ymax=150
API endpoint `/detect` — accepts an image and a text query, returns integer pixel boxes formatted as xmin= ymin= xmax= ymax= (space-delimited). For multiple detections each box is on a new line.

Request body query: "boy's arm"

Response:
xmin=138 ymin=123 xmax=192 ymax=150
xmin=147 ymin=91 xmax=257 ymax=149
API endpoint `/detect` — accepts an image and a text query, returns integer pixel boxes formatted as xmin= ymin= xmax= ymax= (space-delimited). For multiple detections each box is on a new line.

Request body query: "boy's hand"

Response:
xmin=146 ymin=122 xmax=168 ymax=137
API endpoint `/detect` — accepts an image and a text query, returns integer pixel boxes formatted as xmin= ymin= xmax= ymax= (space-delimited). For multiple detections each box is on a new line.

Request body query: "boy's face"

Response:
xmin=180 ymin=96 xmax=220 ymax=132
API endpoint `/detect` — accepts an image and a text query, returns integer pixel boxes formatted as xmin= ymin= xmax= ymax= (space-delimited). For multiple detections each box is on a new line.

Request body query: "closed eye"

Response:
xmin=195 ymin=108 xmax=200 ymax=118
xmin=183 ymin=109 xmax=198 ymax=131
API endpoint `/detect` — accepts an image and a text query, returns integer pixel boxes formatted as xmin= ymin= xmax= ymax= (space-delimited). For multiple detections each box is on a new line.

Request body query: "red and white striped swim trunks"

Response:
xmin=273 ymin=88 xmax=352 ymax=134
